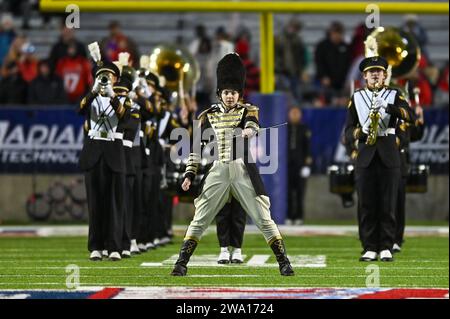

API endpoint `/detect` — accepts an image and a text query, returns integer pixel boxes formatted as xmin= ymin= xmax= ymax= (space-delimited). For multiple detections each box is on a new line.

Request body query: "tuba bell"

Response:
xmin=368 ymin=26 xmax=421 ymax=79
xmin=148 ymin=43 xmax=200 ymax=97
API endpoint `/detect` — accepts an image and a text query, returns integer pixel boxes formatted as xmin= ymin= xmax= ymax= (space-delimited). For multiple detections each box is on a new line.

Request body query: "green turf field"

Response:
xmin=0 ymin=234 xmax=448 ymax=289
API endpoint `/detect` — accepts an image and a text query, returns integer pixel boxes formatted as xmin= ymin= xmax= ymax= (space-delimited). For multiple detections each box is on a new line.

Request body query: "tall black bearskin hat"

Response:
xmin=216 ymin=53 xmax=246 ymax=96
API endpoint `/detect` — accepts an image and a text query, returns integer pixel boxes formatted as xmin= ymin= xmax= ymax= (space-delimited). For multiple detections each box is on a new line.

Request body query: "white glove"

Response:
xmin=242 ymin=128 xmax=256 ymax=138
xmin=300 ymin=166 xmax=311 ymax=178
xmin=374 ymin=97 xmax=388 ymax=110
xmin=128 ymin=91 xmax=137 ymax=101
xmin=362 ymin=120 xmax=371 ymax=134
xmin=105 ymin=84 xmax=115 ymax=98
xmin=91 ymin=77 xmax=101 ymax=94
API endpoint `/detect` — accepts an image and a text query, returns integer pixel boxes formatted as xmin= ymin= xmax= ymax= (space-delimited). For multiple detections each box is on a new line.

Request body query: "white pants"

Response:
xmin=185 ymin=159 xmax=282 ymax=243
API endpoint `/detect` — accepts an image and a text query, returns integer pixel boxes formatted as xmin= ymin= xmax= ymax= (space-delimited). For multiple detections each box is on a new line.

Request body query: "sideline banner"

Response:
xmin=0 ymin=107 xmax=448 ymax=174
xmin=0 ymin=108 xmax=84 ymax=173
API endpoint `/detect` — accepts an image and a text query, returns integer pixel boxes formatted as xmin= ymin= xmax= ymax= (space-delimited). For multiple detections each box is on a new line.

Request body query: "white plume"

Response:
xmin=140 ymin=55 xmax=150 ymax=69
xmin=113 ymin=61 xmax=123 ymax=75
xmin=364 ymin=35 xmax=378 ymax=58
xmin=88 ymin=42 xmax=101 ymax=63
xmin=118 ymin=52 xmax=130 ymax=67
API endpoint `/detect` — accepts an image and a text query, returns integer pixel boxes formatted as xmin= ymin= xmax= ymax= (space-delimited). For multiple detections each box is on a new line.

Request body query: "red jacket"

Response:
xmin=56 ymin=56 xmax=93 ymax=103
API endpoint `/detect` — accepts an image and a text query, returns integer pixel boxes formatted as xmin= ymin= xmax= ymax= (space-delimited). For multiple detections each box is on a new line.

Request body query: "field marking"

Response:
xmin=141 ymin=254 xmax=327 ymax=268
xmin=246 ymin=255 xmax=270 ymax=266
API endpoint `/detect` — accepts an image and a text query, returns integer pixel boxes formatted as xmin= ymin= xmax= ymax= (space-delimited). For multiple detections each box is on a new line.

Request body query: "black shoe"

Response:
xmin=279 ymin=262 xmax=295 ymax=276
xmin=171 ymin=264 xmax=187 ymax=276
xmin=170 ymin=239 xmax=198 ymax=277
xmin=270 ymin=239 xmax=295 ymax=276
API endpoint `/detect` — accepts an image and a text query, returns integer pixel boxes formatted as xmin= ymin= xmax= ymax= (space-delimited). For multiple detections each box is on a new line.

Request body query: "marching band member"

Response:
xmin=344 ymin=56 xmax=415 ymax=262
xmin=171 ymin=53 xmax=294 ymax=276
xmin=78 ymin=42 xmax=129 ymax=261
xmin=393 ymin=91 xmax=425 ymax=253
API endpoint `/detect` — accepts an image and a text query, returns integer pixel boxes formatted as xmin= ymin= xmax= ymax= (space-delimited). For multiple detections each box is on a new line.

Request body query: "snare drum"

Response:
xmin=327 ymin=164 xmax=356 ymax=194
xmin=406 ymin=164 xmax=429 ymax=193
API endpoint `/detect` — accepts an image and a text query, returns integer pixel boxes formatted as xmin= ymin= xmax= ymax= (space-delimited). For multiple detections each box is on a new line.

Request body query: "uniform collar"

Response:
xmin=219 ymin=102 xmax=242 ymax=113
xmin=366 ymin=85 xmax=386 ymax=93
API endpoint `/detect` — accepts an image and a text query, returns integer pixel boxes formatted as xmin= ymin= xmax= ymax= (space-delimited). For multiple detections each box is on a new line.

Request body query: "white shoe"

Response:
xmin=160 ymin=236 xmax=171 ymax=245
xmin=109 ymin=251 xmax=121 ymax=261
xmin=121 ymin=250 xmax=131 ymax=258
xmin=153 ymin=238 xmax=161 ymax=247
xmin=102 ymin=250 xmax=108 ymax=258
xmin=392 ymin=243 xmax=402 ymax=253
xmin=130 ymin=240 xmax=140 ymax=254
xmin=146 ymin=242 xmax=156 ymax=250
xmin=217 ymin=247 xmax=230 ymax=264
xmin=89 ymin=250 xmax=102 ymax=261
xmin=359 ymin=251 xmax=377 ymax=261
xmin=380 ymin=249 xmax=394 ymax=262
xmin=230 ymin=248 xmax=244 ymax=264
xmin=285 ymin=219 xmax=293 ymax=226
xmin=137 ymin=243 xmax=147 ymax=252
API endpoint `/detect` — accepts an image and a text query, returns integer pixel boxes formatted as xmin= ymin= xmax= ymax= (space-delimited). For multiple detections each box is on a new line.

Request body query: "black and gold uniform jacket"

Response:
xmin=184 ymin=102 xmax=267 ymax=197
xmin=344 ymin=86 xmax=416 ymax=169
xmin=122 ymin=97 xmax=142 ymax=176
xmin=77 ymin=92 xmax=130 ymax=173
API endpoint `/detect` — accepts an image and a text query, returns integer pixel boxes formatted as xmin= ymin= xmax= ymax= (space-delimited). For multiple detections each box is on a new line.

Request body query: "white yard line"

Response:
xmin=246 ymin=255 xmax=270 ymax=266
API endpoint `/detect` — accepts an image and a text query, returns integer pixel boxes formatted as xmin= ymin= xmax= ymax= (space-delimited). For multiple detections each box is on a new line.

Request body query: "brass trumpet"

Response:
xmin=97 ymin=73 xmax=112 ymax=96
xmin=366 ymin=83 xmax=381 ymax=146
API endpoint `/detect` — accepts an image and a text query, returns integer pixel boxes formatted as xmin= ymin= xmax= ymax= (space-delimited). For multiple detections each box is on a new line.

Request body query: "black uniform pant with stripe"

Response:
xmin=356 ymin=152 xmax=399 ymax=252
xmin=139 ymin=168 xmax=160 ymax=244
xmin=395 ymin=177 xmax=407 ymax=246
xmin=85 ymin=157 xmax=125 ymax=253
xmin=130 ymin=168 xmax=143 ymax=240
xmin=123 ymin=174 xmax=134 ymax=251
xmin=216 ymin=198 xmax=246 ymax=248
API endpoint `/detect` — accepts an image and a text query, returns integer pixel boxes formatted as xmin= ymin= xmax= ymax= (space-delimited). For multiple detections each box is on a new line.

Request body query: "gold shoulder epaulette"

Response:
xmin=243 ymin=103 xmax=259 ymax=111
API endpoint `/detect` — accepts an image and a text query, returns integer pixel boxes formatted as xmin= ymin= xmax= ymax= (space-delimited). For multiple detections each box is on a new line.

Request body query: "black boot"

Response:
xmin=270 ymin=239 xmax=295 ymax=276
xmin=170 ymin=239 xmax=198 ymax=276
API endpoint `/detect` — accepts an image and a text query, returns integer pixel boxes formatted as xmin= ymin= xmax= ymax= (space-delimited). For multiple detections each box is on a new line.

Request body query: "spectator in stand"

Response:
xmin=397 ymin=56 xmax=434 ymax=108
xmin=235 ymin=34 xmax=259 ymax=99
xmin=274 ymin=17 xmax=310 ymax=104
xmin=1 ymin=0 xmax=32 ymax=29
xmin=28 ymin=59 xmax=67 ymax=105
xmin=100 ymin=21 xmax=140 ymax=68
xmin=1 ymin=33 xmax=26 ymax=72
xmin=0 ymin=13 xmax=16 ymax=68
xmin=434 ymin=61 xmax=449 ymax=108
xmin=48 ymin=24 xmax=87 ymax=71
xmin=402 ymin=14 xmax=430 ymax=63
xmin=314 ymin=21 xmax=351 ymax=106
xmin=55 ymin=42 xmax=93 ymax=104
xmin=0 ymin=60 xmax=27 ymax=104
xmin=17 ymin=41 xmax=38 ymax=83
xmin=188 ymin=24 xmax=213 ymax=110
